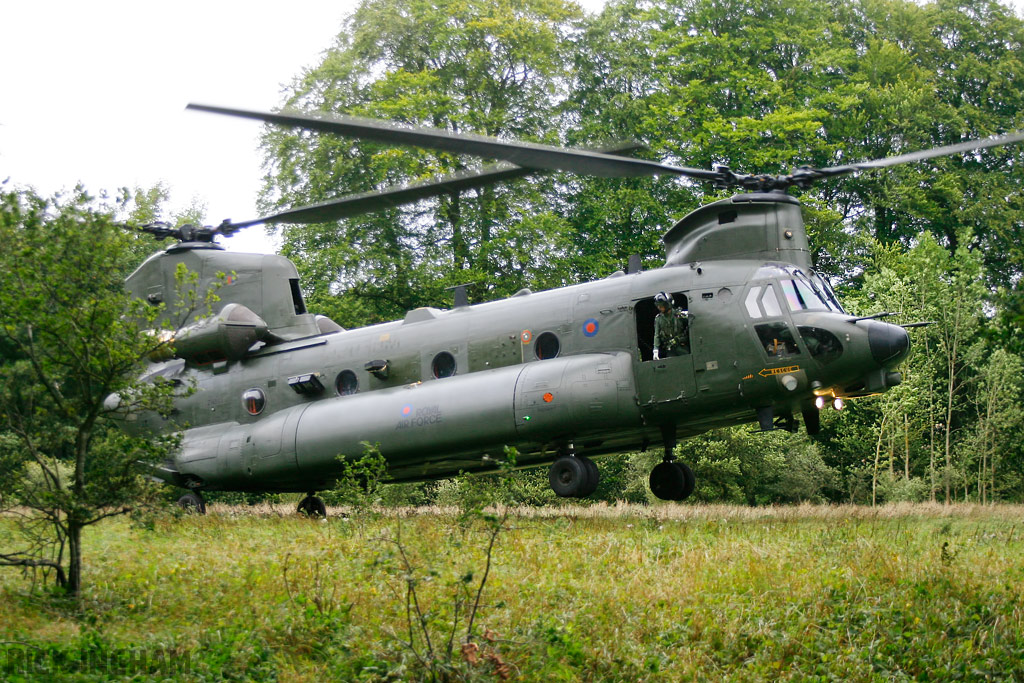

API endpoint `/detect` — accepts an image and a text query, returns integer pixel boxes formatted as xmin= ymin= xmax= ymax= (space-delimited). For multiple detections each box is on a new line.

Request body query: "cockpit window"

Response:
xmin=781 ymin=279 xmax=802 ymax=311
xmin=755 ymin=322 xmax=801 ymax=357
xmin=761 ymin=284 xmax=782 ymax=317
xmin=745 ymin=286 xmax=762 ymax=319
xmin=795 ymin=280 xmax=830 ymax=311
xmin=798 ymin=326 xmax=843 ymax=364
xmin=812 ymin=272 xmax=845 ymax=313
xmin=782 ymin=278 xmax=831 ymax=312
xmin=756 ymin=264 xmax=846 ymax=314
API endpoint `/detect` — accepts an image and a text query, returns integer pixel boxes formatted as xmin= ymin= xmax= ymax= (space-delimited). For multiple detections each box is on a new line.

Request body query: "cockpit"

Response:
xmin=745 ymin=265 xmax=848 ymax=366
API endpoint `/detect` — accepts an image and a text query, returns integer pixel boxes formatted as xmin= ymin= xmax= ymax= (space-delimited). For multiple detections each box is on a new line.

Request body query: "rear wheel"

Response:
xmin=549 ymin=456 xmax=588 ymax=498
xmin=177 ymin=491 xmax=207 ymax=514
xmin=579 ymin=456 xmax=599 ymax=497
xmin=297 ymin=494 xmax=327 ymax=518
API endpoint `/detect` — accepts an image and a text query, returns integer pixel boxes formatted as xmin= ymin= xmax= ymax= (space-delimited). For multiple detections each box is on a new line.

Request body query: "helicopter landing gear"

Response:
xmin=177 ymin=490 xmax=207 ymax=514
xmin=580 ymin=457 xmax=599 ymax=497
xmin=802 ymin=403 xmax=821 ymax=435
xmin=649 ymin=423 xmax=695 ymax=501
xmin=548 ymin=455 xmax=599 ymax=498
xmin=297 ymin=493 xmax=327 ymax=518
xmin=649 ymin=461 xmax=695 ymax=501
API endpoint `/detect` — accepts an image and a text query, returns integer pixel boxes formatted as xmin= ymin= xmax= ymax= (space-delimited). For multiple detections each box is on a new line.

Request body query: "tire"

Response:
xmin=548 ymin=456 xmax=588 ymax=498
xmin=649 ymin=462 xmax=686 ymax=501
xmin=678 ymin=461 xmax=696 ymax=501
xmin=297 ymin=495 xmax=327 ymax=518
xmin=579 ymin=457 xmax=599 ymax=497
xmin=177 ymin=491 xmax=207 ymax=515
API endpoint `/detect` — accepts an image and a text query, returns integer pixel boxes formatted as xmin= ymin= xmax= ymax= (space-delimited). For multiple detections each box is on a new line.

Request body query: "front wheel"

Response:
xmin=649 ymin=462 xmax=695 ymax=502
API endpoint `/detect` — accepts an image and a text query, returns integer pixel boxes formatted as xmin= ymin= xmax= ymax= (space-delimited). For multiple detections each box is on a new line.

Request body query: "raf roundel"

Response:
xmin=401 ymin=404 xmax=413 ymax=417
xmin=582 ymin=318 xmax=599 ymax=338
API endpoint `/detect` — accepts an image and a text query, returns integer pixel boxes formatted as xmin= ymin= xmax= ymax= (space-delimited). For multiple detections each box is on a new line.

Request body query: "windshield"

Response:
xmin=781 ymin=271 xmax=842 ymax=313
xmin=811 ymin=272 xmax=846 ymax=313
xmin=754 ymin=264 xmax=846 ymax=314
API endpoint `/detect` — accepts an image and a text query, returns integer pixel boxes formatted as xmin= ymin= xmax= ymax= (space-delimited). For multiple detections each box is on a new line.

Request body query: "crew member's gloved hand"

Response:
xmin=653 ymin=348 xmax=660 ymax=360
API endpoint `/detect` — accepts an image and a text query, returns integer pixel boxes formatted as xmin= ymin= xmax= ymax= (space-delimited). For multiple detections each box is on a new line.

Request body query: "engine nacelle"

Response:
xmin=171 ymin=303 xmax=269 ymax=365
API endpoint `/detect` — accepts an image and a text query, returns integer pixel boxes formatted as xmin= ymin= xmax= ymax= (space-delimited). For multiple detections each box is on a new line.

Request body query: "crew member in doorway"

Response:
xmin=652 ymin=291 xmax=691 ymax=359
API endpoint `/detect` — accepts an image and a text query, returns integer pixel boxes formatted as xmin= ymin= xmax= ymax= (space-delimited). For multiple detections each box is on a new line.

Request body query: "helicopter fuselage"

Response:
xmin=135 ymin=253 xmax=906 ymax=493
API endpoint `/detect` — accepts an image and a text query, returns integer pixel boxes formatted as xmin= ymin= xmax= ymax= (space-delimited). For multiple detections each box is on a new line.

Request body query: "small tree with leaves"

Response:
xmin=0 ymin=186 xmax=187 ymax=596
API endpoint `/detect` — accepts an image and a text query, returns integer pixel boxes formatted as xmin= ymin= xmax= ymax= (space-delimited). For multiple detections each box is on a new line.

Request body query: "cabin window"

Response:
xmin=289 ymin=278 xmax=307 ymax=315
xmin=242 ymin=388 xmax=266 ymax=416
xmin=535 ymin=332 xmax=560 ymax=360
xmin=432 ymin=351 xmax=457 ymax=378
xmin=755 ymin=322 xmax=801 ymax=357
xmin=336 ymin=370 xmax=359 ymax=395
xmin=798 ymin=326 xmax=843 ymax=364
xmin=718 ymin=210 xmax=738 ymax=224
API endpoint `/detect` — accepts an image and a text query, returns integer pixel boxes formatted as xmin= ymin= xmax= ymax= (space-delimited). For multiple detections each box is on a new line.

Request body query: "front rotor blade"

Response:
xmin=810 ymin=130 xmax=1024 ymax=179
xmin=188 ymin=103 xmax=719 ymax=181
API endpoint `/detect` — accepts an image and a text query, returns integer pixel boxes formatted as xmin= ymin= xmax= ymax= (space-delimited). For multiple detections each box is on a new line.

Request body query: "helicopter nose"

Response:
xmin=868 ymin=321 xmax=910 ymax=366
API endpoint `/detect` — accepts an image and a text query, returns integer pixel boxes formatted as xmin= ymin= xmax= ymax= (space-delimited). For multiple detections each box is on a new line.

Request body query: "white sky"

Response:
xmin=2 ymin=0 xmax=1021 ymax=255
xmin=1 ymin=1 xmax=354 ymax=253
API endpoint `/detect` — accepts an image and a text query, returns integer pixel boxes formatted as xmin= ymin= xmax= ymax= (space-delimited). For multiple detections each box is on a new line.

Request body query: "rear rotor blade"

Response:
xmin=224 ymin=141 xmax=644 ymax=231
xmin=188 ymin=102 xmax=719 ymax=181
xmin=228 ymin=162 xmax=534 ymax=230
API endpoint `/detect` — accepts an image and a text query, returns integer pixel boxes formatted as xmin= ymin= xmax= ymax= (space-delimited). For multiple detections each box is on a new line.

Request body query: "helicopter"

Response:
xmin=120 ymin=103 xmax=1024 ymax=515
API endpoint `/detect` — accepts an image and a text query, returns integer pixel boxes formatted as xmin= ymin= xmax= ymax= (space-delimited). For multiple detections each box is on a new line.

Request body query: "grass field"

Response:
xmin=2 ymin=502 xmax=1023 ymax=681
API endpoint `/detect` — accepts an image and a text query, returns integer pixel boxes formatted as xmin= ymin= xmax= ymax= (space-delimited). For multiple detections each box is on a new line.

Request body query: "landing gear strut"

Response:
xmin=177 ymin=490 xmax=207 ymax=514
xmin=649 ymin=424 xmax=696 ymax=502
xmin=548 ymin=454 xmax=599 ymax=498
xmin=297 ymin=492 xmax=327 ymax=517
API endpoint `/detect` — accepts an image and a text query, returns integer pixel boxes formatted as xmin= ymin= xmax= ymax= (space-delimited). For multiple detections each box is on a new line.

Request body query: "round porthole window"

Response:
xmin=535 ymin=332 xmax=560 ymax=360
xmin=336 ymin=369 xmax=359 ymax=396
xmin=242 ymin=388 xmax=266 ymax=416
xmin=432 ymin=351 xmax=457 ymax=378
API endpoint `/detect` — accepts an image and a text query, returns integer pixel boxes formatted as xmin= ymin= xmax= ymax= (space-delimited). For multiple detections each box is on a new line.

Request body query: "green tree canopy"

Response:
xmin=0 ymin=186 xmax=183 ymax=595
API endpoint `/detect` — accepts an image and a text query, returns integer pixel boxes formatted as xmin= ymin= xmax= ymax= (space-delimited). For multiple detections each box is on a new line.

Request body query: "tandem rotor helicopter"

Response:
xmin=120 ymin=102 xmax=1024 ymax=515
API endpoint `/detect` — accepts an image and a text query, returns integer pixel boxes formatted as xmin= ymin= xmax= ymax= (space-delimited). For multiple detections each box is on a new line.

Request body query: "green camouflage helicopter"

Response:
xmin=120 ymin=103 xmax=1024 ymax=515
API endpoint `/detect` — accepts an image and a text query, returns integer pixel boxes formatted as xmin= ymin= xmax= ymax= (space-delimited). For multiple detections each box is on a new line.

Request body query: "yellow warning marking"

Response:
xmin=759 ymin=365 xmax=800 ymax=378
xmin=742 ymin=373 xmax=754 ymax=380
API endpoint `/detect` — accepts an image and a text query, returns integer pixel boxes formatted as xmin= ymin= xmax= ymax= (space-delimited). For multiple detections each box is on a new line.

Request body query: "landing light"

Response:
xmin=832 ymin=397 xmax=845 ymax=411
xmin=814 ymin=396 xmax=826 ymax=410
